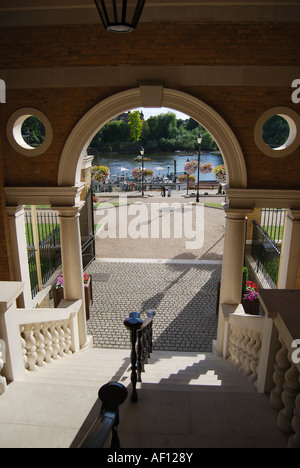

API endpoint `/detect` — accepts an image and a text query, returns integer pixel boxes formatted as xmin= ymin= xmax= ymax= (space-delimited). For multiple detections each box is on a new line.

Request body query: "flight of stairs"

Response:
xmin=0 ymin=348 xmax=289 ymax=448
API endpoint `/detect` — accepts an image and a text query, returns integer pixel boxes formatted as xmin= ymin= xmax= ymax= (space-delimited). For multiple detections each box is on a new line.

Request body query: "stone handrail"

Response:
xmin=258 ymin=290 xmax=300 ymax=449
xmin=222 ymin=291 xmax=300 ymax=448
xmin=0 ymin=281 xmax=81 ymax=387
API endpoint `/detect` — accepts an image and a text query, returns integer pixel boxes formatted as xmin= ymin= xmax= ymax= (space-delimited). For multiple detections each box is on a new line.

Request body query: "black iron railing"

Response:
xmin=251 ymin=221 xmax=281 ymax=289
xmin=25 ymin=210 xmax=61 ymax=298
xmin=75 ymin=382 xmax=128 ymax=449
xmin=124 ymin=310 xmax=156 ymax=402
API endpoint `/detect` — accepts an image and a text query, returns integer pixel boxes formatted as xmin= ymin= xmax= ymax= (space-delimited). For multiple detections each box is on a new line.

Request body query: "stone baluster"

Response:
xmin=238 ymin=328 xmax=249 ymax=374
xmin=42 ymin=322 xmax=54 ymax=363
xmin=228 ymin=324 xmax=239 ymax=366
xmin=270 ymin=337 xmax=290 ymax=411
xmin=57 ymin=321 xmax=66 ymax=357
xmin=33 ymin=323 xmax=46 ymax=367
xmin=278 ymin=358 xmax=300 ymax=434
xmin=63 ymin=319 xmax=72 ymax=355
xmin=244 ymin=330 xmax=255 ymax=379
xmin=249 ymin=331 xmax=262 ymax=383
xmin=288 ymin=375 xmax=300 ymax=449
xmin=20 ymin=326 xmax=28 ymax=369
xmin=22 ymin=324 xmax=37 ymax=371
xmin=49 ymin=322 xmax=60 ymax=360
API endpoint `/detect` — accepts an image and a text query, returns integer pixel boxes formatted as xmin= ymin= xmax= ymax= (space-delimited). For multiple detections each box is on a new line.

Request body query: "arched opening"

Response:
xmin=58 ymin=87 xmax=247 ymax=189
xmin=56 ymin=86 xmax=248 ymax=353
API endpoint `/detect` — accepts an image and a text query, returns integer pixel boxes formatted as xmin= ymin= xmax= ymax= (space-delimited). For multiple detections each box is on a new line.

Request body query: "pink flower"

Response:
xmin=56 ymin=273 xmax=90 ymax=289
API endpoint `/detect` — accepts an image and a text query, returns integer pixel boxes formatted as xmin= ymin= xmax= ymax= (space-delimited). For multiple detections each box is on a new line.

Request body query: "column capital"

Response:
xmin=223 ymin=205 xmax=252 ymax=220
xmin=55 ymin=201 xmax=85 ymax=218
xmin=6 ymin=205 xmax=25 ymax=218
xmin=286 ymin=209 xmax=300 ymax=222
xmin=5 ymin=183 xmax=85 ymax=207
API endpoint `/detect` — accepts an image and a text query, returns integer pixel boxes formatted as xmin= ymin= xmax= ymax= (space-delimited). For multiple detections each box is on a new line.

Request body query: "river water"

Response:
xmin=92 ymin=151 xmax=224 ymax=182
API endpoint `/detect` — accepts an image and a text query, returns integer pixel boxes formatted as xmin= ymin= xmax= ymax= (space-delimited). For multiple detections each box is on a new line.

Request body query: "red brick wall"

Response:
xmin=0 ymin=137 xmax=14 ymax=281
xmin=1 ymin=85 xmax=299 ymax=189
xmin=0 ymin=21 xmax=300 ymax=280
xmin=0 ymin=23 xmax=299 ymax=68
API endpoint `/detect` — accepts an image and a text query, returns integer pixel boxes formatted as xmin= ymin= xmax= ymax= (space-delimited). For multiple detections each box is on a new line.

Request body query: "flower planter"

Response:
xmin=52 ymin=274 xmax=93 ymax=320
xmin=241 ymin=298 xmax=260 ymax=315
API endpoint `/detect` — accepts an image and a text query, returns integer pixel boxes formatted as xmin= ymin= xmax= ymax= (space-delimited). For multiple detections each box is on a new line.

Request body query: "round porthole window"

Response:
xmin=7 ymin=108 xmax=53 ymax=157
xmin=254 ymin=107 xmax=300 ymax=158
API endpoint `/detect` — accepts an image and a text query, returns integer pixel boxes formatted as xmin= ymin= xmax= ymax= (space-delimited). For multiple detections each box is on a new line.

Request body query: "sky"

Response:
xmin=132 ymin=107 xmax=190 ymax=121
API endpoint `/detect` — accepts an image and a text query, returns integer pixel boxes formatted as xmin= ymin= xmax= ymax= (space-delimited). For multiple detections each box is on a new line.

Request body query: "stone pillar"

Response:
xmin=57 ymin=204 xmax=88 ymax=349
xmin=278 ymin=210 xmax=300 ymax=289
xmin=6 ymin=206 xmax=32 ymax=308
xmin=80 ymin=155 xmax=94 ymax=201
xmin=216 ymin=208 xmax=249 ymax=356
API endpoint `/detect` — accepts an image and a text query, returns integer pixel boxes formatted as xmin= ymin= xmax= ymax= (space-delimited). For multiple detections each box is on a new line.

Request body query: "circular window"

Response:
xmin=7 ymin=108 xmax=53 ymax=157
xmin=254 ymin=107 xmax=300 ymax=158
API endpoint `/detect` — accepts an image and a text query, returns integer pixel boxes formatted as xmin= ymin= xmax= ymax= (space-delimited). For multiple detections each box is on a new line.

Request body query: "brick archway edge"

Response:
xmin=58 ymin=87 xmax=247 ymax=189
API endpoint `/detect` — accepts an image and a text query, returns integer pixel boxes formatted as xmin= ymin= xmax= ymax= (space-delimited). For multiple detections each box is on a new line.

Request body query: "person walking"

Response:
xmin=168 ymin=187 xmax=172 ymax=197
xmin=161 ymin=185 xmax=166 ymax=197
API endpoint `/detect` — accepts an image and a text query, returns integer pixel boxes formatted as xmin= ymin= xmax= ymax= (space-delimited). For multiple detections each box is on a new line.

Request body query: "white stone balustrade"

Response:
xmin=258 ymin=289 xmax=300 ymax=448
xmin=0 ymin=282 xmax=81 ymax=388
xmin=227 ymin=310 xmax=264 ymax=385
xmin=20 ymin=315 xmax=75 ymax=371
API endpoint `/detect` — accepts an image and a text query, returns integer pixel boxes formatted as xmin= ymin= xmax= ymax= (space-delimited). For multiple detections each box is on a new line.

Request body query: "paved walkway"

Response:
xmin=86 ymin=194 xmax=225 ymax=353
xmin=86 ymin=260 xmax=221 ymax=352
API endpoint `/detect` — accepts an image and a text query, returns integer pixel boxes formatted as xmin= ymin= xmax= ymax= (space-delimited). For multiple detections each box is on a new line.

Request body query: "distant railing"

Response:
xmin=124 ymin=310 xmax=156 ymax=402
xmin=74 ymin=382 xmax=128 ymax=449
xmin=251 ymin=221 xmax=281 ymax=289
xmin=260 ymin=208 xmax=285 ymax=244
xmin=25 ymin=209 xmax=61 ymax=298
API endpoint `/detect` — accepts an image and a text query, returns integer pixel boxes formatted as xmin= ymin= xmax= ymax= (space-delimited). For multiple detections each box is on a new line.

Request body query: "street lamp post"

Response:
xmin=196 ymin=133 xmax=203 ymax=203
xmin=140 ymin=147 xmax=145 ymax=197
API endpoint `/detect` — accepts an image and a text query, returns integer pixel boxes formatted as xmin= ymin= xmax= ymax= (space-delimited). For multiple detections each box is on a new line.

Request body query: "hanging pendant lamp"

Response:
xmin=94 ymin=0 xmax=146 ymax=33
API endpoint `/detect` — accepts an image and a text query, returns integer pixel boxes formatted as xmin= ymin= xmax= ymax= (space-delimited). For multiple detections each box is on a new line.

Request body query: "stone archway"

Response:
xmin=57 ymin=85 xmax=248 ymax=354
xmin=58 ymin=86 xmax=247 ymax=189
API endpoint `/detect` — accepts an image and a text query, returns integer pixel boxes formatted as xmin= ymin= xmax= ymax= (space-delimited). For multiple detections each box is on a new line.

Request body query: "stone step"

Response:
xmin=21 ymin=348 xmax=257 ymax=393
xmin=0 ymin=347 xmax=288 ymax=448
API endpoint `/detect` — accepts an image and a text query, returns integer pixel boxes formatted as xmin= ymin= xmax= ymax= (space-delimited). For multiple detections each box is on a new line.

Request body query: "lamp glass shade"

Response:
xmin=94 ymin=0 xmax=146 ymax=33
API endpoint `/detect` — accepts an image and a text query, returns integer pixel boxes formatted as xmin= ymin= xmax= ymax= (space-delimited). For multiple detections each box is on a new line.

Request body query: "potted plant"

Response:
xmin=241 ymin=267 xmax=260 ymax=315
xmin=52 ymin=272 xmax=93 ymax=320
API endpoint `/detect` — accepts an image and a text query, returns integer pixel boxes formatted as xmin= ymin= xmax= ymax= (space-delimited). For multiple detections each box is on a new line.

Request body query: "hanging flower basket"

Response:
xmin=132 ymin=167 xmax=142 ymax=179
xmin=132 ymin=168 xmax=154 ymax=179
xmin=200 ymin=162 xmax=213 ymax=174
xmin=178 ymin=174 xmax=196 ymax=183
xmin=53 ymin=273 xmax=93 ymax=320
xmin=184 ymin=161 xmax=198 ymax=175
xmin=91 ymin=165 xmax=110 ymax=183
xmin=213 ymin=165 xmax=227 ymax=185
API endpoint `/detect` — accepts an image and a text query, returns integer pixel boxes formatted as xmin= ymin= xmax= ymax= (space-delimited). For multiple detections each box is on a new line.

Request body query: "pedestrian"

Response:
xmin=168 ymin=187 xmax=172 ymax=197
xmin=161 ymin=185 xmax=166 ymax=197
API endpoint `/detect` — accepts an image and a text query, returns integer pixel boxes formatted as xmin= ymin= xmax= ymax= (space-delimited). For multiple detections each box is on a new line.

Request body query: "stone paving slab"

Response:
xmin=86 ymin=260 xmax=221 ymax=353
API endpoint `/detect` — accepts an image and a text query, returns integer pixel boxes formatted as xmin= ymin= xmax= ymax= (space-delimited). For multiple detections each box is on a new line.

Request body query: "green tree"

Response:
xmin=263 ymin=116 xmax=290 ymax=147
xmin=128 ymin=111 xmax=144 ymax=142
xmin=21 ymin=116 xmax=45 ymax=147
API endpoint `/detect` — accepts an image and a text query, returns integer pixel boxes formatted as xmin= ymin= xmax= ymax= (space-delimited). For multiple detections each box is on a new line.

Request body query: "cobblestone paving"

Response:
xmin=86 ymin=260 xmax=221 ymax=353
